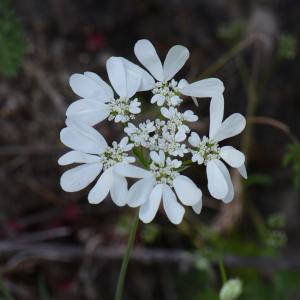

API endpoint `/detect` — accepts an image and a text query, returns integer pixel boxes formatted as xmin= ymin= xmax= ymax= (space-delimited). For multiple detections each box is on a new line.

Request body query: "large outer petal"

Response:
xmin=69 ymin=73 xmax=109 ymax=100
xmin=209 ymin=94 xmax=224 ymax=138
xmin=238 ymin=164 xmax=248 ymax=179
xmin=139 ymin=184 xmax=163 ymax=223
xmin=83 ymin=72 xmax=114 ymax=99
xmin=127 ymin=176 xmax=156 ymax=207
xmin=88 ymin=168 xmax=113 ymax=204
xmin=110 ymin=173 xmax=128 ymax=207
xmin=163 ymin=45 xmax=189 ymax=81
xmin=66 ymin=99 xmax=109 ymax=126
xmin=162 ymin=184 xmax=185 ymax=224
xmin=180 ymin=78 xmax=224 ymax=98
xmin=134 ymin=39 xmax=164 ymax=81
xmin=120 ymin=57 xmax=155 ymax=91
xmin=58 ymin=151 xmax=101 ymax=165
xmin=220 ymin=146 xmax=245 ymax=168
xmin=106 ymin=57 xmax=127 ymax=98
xmin=60 ymin=119 xmax=107 ymax=154
xmin=173 ymin=175 xmax=202 ymax=206
xmin=192 ymin=200 xmax=203 ymax=214
xmin=60 ymin=163 xmax=102 ymax=192
xmin=213 ymin=160 xmax=234 ymax=203
xmin=213 ymin=113 xmax=246 ymax=142
xmin=114 ymin=163 xmax=151 ymax=178
xmin=206 ymin=159 xmax=229 ymax=199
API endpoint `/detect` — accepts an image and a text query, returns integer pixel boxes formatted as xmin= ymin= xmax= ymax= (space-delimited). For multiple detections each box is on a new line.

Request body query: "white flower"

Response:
xmin=188 ymin=94 xmax=247 ymax=203
xmin=115 ymin=150 xmax=202 ymax=224
xmin=66 ymin=57 xmax=142 ymax=125
xmin=59 ymin=118 xmax=135 ymax=206
xmin=124 ymin=120 xmax=156 ymax=147
xmin=131 ymin=39 xmax=224 ymax=107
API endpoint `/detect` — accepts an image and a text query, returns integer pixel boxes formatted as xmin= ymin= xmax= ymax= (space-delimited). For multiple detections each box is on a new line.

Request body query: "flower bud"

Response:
xmin=219 ymin=278 xmax=242 ymax=300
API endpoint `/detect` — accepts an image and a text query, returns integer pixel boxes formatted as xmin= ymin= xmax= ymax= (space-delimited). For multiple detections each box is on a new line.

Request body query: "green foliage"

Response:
xmin=278 ymin=33 xmax=297 ymax=60
xmin=265 ymin=230 xmax=287 ymax=249
xmin=283 ymin=143 xmax=300 ymax=190
xmin=141 ymin=223 xmax=160 ymax=243
xmin=38 ymin=274 xmax=51 ymax=300
xmin=0 ymin=0 xmax=26 ymax=76
xmin=218 ymin=20 xmax=246 ymax=42
xmin=244 ymin=173 xmax=272 ymax=187
xmin=176 ymin=266 xmax=300 ymax=300
xmin=267 ymin=213 xmax=286 ymax=229
xmin=0 ymin=275 xmax=14 ymax=300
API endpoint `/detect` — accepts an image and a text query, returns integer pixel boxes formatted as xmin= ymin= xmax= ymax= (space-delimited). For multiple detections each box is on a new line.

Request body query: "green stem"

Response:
xmin=132 ymin=147 xmax=149 ymax=169
xmin=0 ymin=277 xmax=15 ymax=300
xmin=199 ymin=35 xmax=257 ymax=79
xmin=114 ymin=211 xmax=139 ymax=300
xmin=218 ymin=257 xmax=227 ymax=285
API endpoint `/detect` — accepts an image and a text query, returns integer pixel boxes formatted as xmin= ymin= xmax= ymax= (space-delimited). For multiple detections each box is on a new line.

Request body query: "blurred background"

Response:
xmin=1 ymin=0 xmax=300 ymax=299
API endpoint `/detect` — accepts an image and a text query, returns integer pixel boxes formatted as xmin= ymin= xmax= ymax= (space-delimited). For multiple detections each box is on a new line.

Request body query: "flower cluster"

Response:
xmin=59 ymin=39 xmax=247 ymax=224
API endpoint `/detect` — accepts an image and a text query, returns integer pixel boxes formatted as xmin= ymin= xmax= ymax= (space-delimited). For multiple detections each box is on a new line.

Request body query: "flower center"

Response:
xmin=193 ymin=136 xmax=220 ymax=165
xmin=108 ymin=97 xmax=139 ymax=122
xmin=149 ymin=161 xmax=179 ymax=186
xmin=100 ymin=142 xmax=128 ymax=170
xmin=152 ymin=80 xmax=182 ymax=106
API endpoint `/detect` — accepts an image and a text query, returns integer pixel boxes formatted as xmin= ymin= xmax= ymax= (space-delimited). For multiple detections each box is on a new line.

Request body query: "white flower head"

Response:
xmin=130 ymin=39 xmax=225 ymax=107
xmin=189 ymin=94 xmax=247 ymax=203
xmin=59 ymin=39 xmax=247 ymax=225
xmin=66 ymin=57 xmax=142 ymax=126
xmin=115 ymin=150 xmax=202 ymax=224
xmin=59 ymin=118 xmax=135 ymax=206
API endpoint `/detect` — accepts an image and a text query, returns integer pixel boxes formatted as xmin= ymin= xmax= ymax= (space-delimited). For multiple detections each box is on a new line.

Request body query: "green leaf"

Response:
xmin=0 ymin=0 xmax=26 ymax=77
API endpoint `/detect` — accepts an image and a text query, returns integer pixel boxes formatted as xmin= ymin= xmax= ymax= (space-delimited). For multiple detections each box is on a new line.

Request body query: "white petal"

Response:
xmin=150 ymin=151 xmax=161 ymax=164
xmin=175 ymin=130 xmax=186 ymax=142
xmin=58 ymin=151 xmax=101 ymax=165
xmin=110 ymin=173 xmax=128 ymax=207
xmin=106 ymin=57 xmax=127 ymax=98
xmin=60 ymin=163 xmax=102 ymax=192
xmin=173 ymin=175 xmax=202 ymax=205
xmin=160 ymin=107 xmax=170 ymax=119
xmin=162 ymin=184 xmax=185 ymax=224
xmin=120 ymin=57 xmax=155 ymax=91
xmin=163 ymin=45 xmax=189 ymax=81
xmin=220 ymin=146 xmax=245 ymax=168
xmin=60 ymin=119 xmax=107 ymax=154
xmin=188 ymin=132 xmax=201 ymax=147
xmin=238 ymin=164 xmax=248 ymax=179
xmin=66 ymin=99 xmax=109 ymax=126
xmin=183 ymin=110 xmax=198 ymax=122
xmin=209 ymin=94 xmax=224 ymax=138
xmin=213 ymin=113 xmax=246 ymax=142
xmin=192 ymin=200 xmax=203 ymax=214
xmin=151 ymin=94 xmax=165 ymax=104
xmin=125 ymin=68 xmax=141 ymax=98
xmin=158 ymin=150 xmax=165 ymax=162
xmin=114 ymin=163 xmax=151 ymax=178
xmin=88 ymin=168 xmax=113 ymax=204
xmin=127 ymin=177 xmax=156 ymax=207
xmin=134 ymin=39 xmax=164 ymax=81
xmin=180 ymin=78 xmax=224 ymax=98
xmin=139 ymin=184 xmax=163 ymax=223
xmin=213 ymin=160 xmax=234 ymax=203
xmin=69 ymin=73 xmax=109 ymax=100
xmin=83 ymin=71 xmax=114 ymax=99
xmin=206 ymin=160 xmax=228 ymax=199
xmin=177 ymin=78 xmax=188 ymax=89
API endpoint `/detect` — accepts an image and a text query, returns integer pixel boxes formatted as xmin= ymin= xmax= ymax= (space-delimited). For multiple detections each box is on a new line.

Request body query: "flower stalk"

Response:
xmin=114 ymin=211 xmax=139 ymax=300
